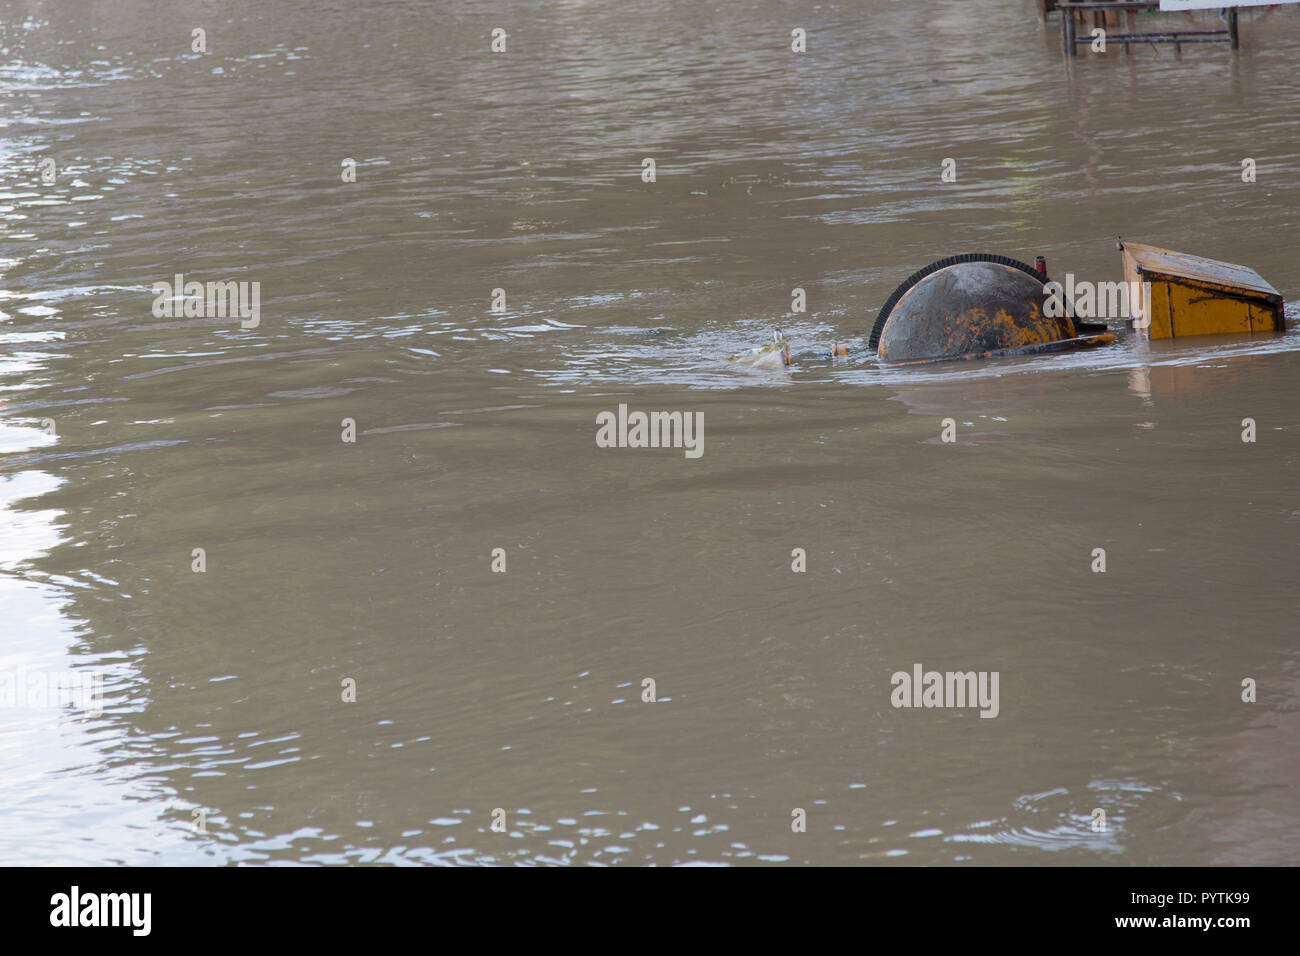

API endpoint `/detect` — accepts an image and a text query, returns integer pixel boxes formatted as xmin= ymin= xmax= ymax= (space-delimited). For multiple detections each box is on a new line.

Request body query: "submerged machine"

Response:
xmin=1118 ymin=241 xmax=1285 ymax=339
xmin=862 ymin=244 xmax=1285 ymax=367
xmin=723 ymin=242 xmax=1285 ymax=370
xmin=869 ymin=253 xmax=1113 ymax=366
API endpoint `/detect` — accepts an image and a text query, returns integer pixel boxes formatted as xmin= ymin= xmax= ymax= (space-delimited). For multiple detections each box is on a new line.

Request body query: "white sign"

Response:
xmin=1160 ymin=0 xmax=1298 ymax=10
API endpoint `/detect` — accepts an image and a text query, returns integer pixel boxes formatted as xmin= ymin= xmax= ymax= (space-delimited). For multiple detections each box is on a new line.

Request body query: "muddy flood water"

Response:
xmin=2 ymin=0 xmax=1299 ymax=865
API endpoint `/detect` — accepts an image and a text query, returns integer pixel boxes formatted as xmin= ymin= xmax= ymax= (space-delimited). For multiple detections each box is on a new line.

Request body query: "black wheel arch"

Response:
xmin=869 ymin=253 xmax=1048 ymax=351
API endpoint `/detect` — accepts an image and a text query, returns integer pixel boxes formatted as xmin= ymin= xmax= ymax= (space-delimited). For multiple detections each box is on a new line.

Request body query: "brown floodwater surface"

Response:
xmin=2 ymin=0 xmax=1299 ymax=865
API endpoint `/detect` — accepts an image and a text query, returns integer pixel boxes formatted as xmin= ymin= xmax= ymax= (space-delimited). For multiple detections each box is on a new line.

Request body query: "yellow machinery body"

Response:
xmin=1120 ymin=242 xmax=1285 ymax=339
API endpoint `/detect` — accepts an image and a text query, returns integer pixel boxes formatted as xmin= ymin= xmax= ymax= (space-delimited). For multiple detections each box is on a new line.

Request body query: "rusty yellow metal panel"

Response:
xmin=1119 ymin=241 xmax=1284 ymax=339
xmin=1250 ymin=301 xmax=1280 ymax=333
xmin=1146 ymin=280 xmax=1174 ymax=339
xmin=1166 ymin=281 xmax=1253 ymax=337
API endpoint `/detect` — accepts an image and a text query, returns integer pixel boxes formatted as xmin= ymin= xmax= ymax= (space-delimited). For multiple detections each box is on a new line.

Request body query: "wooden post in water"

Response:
xmin=1063 ymin=7 xmax=1077 ymax=55
xmin=1228 ymin=7 xmax=1239 ymax=49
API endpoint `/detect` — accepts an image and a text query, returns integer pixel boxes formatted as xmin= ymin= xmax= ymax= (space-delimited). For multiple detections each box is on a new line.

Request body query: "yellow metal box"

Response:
xmin=1119 ymin=241 xmax=1284 ymax=339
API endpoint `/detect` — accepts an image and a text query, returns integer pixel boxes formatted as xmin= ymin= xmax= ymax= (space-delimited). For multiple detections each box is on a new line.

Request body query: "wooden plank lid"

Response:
xmin=1123 ymin=241 xmax=1281 ymax=300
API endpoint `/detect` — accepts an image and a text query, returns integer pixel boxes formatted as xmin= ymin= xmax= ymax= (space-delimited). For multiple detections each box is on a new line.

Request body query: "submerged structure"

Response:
xmin=1118 ymin=241 xmax=1285 ymax=339
xmin=870 ymin=254 xmax=1113 ymax=366
xmin=868 ymin=245 xmax=1285 ymax=367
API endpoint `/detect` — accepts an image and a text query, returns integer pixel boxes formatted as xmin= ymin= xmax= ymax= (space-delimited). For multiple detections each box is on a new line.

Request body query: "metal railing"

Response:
xmin=1057 ymin=1 xmax=1239 ymax=55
